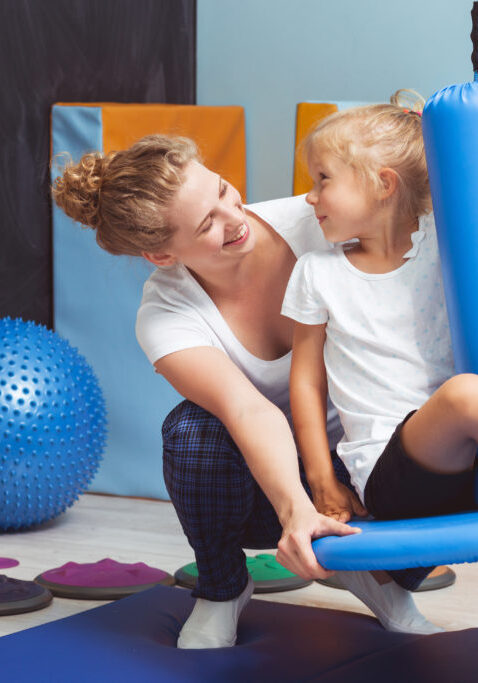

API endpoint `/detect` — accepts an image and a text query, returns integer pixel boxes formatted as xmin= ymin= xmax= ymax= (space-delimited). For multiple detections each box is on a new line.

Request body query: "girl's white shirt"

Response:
xmin=282 ymin=213 xmax=454 ymax=500
xmin=136 ymin=194 xmax=343 ymax=448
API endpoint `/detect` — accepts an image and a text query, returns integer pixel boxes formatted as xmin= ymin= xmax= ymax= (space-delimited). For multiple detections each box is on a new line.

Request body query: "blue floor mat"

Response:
xmin=1 ymin=584 xmax=476 ymax=682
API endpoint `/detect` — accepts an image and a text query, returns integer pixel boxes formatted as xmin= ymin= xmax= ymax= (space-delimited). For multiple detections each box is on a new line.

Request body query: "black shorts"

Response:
xmin=364 ymin=411 xmax=478 ymax=520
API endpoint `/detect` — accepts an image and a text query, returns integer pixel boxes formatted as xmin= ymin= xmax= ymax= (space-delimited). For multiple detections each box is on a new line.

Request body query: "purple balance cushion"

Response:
xmin=35 ymin=558 xmax=175 ymax=599
xmin=1 ymin=583 xmax=477 ymax=682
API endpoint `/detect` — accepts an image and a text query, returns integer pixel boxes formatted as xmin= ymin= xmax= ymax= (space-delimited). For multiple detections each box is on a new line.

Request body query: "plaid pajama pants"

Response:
xmin=162 ymin=400 xmax=432 ymax=601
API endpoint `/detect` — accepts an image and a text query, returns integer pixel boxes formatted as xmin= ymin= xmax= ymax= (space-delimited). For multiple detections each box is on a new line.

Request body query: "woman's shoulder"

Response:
xmin=136 ymin=265 xmax=215 ymax=365
xmin=139 ymin=264 xmax=202 ymax=314
xmin=246 ymin=194 xmax=329 ymax=255
xmin=246 ymin=194 xmax=311 ymax=225
xmin=142 ymin=263 xmax=191 ymax=296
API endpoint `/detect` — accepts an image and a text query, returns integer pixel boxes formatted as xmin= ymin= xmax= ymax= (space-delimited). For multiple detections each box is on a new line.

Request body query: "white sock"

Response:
xmin=336 ymin=570 xmax=444 ymax=635
xmin=177 ymin=574 xmax=254 ymax=649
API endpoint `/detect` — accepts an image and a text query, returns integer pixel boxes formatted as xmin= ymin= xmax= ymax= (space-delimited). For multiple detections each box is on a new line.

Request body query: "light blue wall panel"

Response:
xmin=51 ymin=105 xmax=181 ymax=499
xmin=197 ymin=0 xmax=472 ymax=202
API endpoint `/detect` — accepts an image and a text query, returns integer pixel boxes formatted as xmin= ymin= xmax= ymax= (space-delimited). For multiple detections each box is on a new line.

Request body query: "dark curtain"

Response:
xmin=0 ymin=0 xmax=196 ymax=327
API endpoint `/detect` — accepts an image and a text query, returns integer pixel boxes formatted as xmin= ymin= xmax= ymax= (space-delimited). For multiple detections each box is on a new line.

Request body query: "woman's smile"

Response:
xmin=223 ymin=223 xmax=249 ymax=246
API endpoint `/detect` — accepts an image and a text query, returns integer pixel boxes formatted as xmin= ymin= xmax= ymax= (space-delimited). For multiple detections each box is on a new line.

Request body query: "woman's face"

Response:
xmin=145 ymin=161 xmax=254 ymax=273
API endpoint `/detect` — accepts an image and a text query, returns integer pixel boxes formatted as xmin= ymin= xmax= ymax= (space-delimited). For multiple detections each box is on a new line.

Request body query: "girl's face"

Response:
xmin=145 ymin=161 xmax=253 ymax=273
xmin=306 ymin=151 xmax=378 ymax=243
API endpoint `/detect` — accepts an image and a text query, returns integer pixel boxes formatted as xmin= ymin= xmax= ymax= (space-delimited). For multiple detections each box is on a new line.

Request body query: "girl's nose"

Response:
xmin=306 ymin=188 xmax=318 ymax=205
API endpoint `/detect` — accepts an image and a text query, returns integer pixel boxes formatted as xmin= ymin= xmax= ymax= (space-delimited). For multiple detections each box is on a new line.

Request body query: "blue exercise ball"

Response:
xmin=0 ymin=318 xmax=107 ymax=530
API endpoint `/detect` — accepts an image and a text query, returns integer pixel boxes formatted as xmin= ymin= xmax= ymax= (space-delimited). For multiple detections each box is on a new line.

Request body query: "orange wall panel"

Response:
xmin=293 ymin=102 xmax=338 ymax=196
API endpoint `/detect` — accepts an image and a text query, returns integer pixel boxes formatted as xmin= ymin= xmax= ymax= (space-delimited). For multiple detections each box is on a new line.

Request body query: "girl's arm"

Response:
xmin=155 ymin=346 xmax=359 ymax=580
xmin=290 ymin=322 xmax=367 ymax=522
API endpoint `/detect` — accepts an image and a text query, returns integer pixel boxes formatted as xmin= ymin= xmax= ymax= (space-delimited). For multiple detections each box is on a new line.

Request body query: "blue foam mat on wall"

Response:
xmin=51 ymin=105 xmax=180 ymax=499
xmin=1 ymin=584 xmax=477 ymax=682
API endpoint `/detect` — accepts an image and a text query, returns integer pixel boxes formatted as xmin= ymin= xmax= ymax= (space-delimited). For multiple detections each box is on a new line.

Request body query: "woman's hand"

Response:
xmin=276 ymin=502 xmax=361 ymax=580
xmin=311 ymin=477 xmax=368 ymax=523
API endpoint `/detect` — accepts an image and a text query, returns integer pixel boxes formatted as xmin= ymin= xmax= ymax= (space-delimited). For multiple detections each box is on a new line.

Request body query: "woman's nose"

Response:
xmin=221 ymin=206 xmax=243 ymax=226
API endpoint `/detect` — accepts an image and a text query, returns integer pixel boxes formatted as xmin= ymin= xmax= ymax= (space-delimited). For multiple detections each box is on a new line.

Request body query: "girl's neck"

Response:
xmin=345 ymin=212 xmax=420 ymax=274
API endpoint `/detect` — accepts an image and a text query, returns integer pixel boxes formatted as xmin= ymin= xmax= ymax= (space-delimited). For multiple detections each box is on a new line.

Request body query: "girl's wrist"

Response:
xmin=307 ymin=468 xmax=336 ymax=491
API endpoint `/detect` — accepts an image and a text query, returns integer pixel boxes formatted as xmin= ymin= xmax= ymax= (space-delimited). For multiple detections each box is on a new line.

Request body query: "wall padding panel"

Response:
xmin=51 ymin=103 xmax=246 ymax=498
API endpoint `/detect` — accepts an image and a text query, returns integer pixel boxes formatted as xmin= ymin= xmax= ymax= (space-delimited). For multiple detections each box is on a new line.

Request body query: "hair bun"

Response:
xmin=390 ymin=88 xmax=426 ymax=114
xmin=51 ymin=152 xmax=111 ymax=229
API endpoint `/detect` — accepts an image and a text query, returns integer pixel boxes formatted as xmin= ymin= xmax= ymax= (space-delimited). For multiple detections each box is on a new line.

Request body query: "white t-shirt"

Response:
xmin=281 ymin=213 xmax=455 ymax=500
xmin=136 ymin=194 xmax=343 ymax=448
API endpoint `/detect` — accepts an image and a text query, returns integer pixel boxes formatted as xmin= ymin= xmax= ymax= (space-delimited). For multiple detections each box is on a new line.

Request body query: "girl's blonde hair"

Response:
xmin=52 ymin=134 xmax=199 ymax=256
xmin=303 ymin=90 xmax=431 ymax=218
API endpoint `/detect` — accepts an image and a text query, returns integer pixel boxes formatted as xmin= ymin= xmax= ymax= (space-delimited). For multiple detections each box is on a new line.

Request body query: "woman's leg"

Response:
xmin=162 ymin=400 xmax=282 ymax=602
xmin=163 ymin=399 xmax=286 ymax=648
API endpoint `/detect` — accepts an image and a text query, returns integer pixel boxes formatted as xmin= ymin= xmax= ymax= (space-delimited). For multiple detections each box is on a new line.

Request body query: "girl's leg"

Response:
xmin=359 ymin=373 xmax=478 ymax=631
xmin=366 ymin=374 xmax=478 ymax=522
xmin=401 ymin=374 xmax=478 ymax=475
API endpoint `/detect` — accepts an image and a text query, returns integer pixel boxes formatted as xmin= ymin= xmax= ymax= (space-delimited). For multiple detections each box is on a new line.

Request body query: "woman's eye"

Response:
xmin=319 ymin=173 xmax=328 ymax=181
xmin=202 ymin=219 xmax=213 ymax=233
xmin=219 ymin=182 xmax=228 ymax=198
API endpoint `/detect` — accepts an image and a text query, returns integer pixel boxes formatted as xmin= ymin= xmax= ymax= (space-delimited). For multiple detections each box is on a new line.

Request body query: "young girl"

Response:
xmin=282 ymin=99 xmax=478 ymax=537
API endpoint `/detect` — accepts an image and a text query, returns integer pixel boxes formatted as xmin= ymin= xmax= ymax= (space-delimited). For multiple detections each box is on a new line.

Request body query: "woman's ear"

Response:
xmin=142 ymin=251 xmax=178 ymax=267
xmin=378 ymin=167 xmax=399 ymax=199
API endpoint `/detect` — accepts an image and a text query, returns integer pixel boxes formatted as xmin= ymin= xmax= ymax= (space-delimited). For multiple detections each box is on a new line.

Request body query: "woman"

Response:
xmin=52 ymin=134 xmax=439 ymax=648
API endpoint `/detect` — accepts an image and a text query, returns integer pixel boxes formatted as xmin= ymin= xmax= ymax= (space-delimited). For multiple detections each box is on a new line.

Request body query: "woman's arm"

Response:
xmin=290 ymin=322 xmax=367 ymax=522
xmin=155 ymin=346 xmax=359 ymax=579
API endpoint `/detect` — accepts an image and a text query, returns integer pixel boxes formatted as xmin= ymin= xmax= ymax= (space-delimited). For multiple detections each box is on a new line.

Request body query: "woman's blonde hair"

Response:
xmin=303 ymin=90 xmax=431 ymax=218
xmin=52 ymin=134 xmax=199 ymax=256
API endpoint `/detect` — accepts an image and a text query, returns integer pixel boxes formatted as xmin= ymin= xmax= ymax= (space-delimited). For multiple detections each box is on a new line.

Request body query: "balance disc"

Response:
xmin=175 ymin=553 xmax=311 ymax=593
xmin=35 ymin=558 xmax=175 ymax=599
xmin=0 ymin=575 xmax=52 ymax=616
xmin=316 ymin=565 xmax=456 ymax=592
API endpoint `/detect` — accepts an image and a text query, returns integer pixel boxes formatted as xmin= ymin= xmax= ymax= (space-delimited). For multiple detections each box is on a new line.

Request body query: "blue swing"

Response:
xmin=313 ymin=511 xmax=478 ymax=570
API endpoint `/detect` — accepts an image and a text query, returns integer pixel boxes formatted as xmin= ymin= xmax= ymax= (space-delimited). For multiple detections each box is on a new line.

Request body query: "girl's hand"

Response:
xmin=276 ymin=502 xmax=361 ymax=579
xmin=311 ymin=478 xmax=368 ymax=523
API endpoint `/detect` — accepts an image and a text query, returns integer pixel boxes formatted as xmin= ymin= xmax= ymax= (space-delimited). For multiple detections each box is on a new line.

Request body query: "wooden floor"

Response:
xmin=0 ymin=493 xmax=477 ymax=638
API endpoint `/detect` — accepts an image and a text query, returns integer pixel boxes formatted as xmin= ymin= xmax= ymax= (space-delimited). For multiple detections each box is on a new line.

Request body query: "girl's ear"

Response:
xmin=378 ymin=167 xmax=399 ymax=199
xmin=142 ymin=251 xmax=178 ymax=267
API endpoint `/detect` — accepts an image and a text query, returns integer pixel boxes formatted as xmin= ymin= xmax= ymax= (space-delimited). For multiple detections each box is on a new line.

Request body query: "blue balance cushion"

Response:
xmin=1 ymin=584 xmax=477 ymax=682
xmin=312 ymin=511 xmax=478 ymax=571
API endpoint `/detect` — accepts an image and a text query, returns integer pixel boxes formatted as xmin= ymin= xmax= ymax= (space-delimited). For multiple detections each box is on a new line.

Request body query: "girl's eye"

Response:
xmin=319 ymin=173 xmax=328 ymax=181
xmin=202 ymin=219 xmax=213 ymax=233
xmin=219 ymin=182 xmax=228 ymax=198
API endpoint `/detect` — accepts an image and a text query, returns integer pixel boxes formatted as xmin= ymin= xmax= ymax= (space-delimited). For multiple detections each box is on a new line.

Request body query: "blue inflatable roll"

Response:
xmin=422 ymin=76 xmax=478 ymax=372
xmin=312 ymin=511 xmax=478 ymax=570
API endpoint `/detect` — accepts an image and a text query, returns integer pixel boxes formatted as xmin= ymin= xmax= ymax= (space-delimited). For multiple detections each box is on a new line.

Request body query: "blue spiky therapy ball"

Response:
xmin=0 ymin=318 xmax=107 ymax=530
